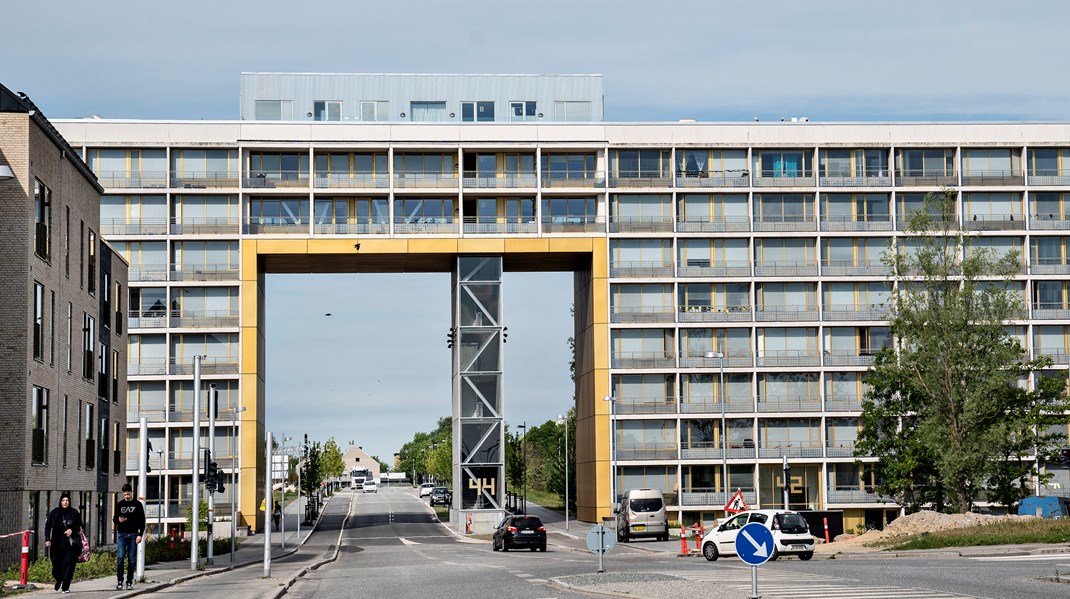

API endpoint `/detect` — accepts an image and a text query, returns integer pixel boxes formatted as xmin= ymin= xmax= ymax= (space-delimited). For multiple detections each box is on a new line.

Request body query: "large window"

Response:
xmin=509 ymin=101 xmax=537 ymax=122
xmin=84 ymin=402 xmax=95 ymax=469
xmin=254 ymin=100 xmax=292 ymax=121
xmin=360 ymin=100 xmax=388 ymax=122
xmin=410 ymin=101 xmax=447 ymax=122
xmin=313 ymin=100 xmax=341 ymax=121
xmin=461 ymin=101 xmax=494 ymax=122
xmin=32 ymin=386 xmax=48 ymax=465
xmin=82 ymin=314 xmax=95 ymax=381
xmin=34 ymin=178 xmax=51 ymax=259
xmin=542 ymin=153 xmax=596 ymax=180
xmin=554 ymin=100 xmax=592 ymax=122
xmin=33 ymin=282 xmax=44 ymax=361
xmin=87 ymin=230 xmax=96 ymax=295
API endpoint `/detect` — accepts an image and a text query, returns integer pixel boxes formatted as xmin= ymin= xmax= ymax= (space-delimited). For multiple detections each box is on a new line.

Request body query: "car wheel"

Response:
xmin=501 ymin=543 xmax=508 ymax=552
xmin=659 ymin=533 xmax=669 ymax=542
xmin=539 ymin=544 xmax=546 ymax=552
xmin=702 ymin=542 xmax=719 ymax=561
xmin=529 ymin=546 xmax=536 ymax=552
xmin=492 ymin=539 xmax=499 ymax=551
xmin=799 ymin=551 xmax=813 ymax=561
xmin=769 ymin=547 xmax=780 ymax=561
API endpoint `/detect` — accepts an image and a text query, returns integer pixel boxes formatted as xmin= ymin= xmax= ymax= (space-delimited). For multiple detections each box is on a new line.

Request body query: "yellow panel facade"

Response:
xmin=458 ymin=238 xmax=506 ymax=253
xmin=407 ymin=239 xmax=459 ymax=254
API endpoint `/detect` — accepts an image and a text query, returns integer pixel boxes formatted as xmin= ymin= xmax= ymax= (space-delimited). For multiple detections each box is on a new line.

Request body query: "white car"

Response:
xmin=363 ymin=480 xmax=378 ymax=493
xmin=419 ymin=483 xmax=436 ymax=497
xmin=701 ymin=509 xmax=814 ymax=561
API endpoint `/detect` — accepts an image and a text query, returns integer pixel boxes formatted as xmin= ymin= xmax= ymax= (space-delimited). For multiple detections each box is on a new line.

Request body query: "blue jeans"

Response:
xmin=116 ymin=532 xmax=138 ymax=583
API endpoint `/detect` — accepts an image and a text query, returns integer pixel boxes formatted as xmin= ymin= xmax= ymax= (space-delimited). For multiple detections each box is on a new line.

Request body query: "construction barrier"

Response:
xmin=465 ymin=513 xmax=472 ymax=534
xmin=823 ymin=517 xmax=830 ymax=543
xmin=694 ymin=523 xmax=704 ymax=553
xmin=678 ymin=524 xmax=689 ymax=556
xmin=0 ymin=529 xmax=34 ymax=587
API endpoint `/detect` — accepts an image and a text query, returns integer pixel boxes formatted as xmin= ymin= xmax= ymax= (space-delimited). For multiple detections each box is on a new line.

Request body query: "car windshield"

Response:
xmin=629 ymin=498 xmax=663 ymax=512
xmin=775 ymin=513 xmax=810 ymax=534
xmin=512 ymin=517 xmax=543 ymax=530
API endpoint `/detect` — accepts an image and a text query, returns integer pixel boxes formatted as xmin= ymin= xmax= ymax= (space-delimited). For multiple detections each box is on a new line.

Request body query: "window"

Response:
xmin=50 ymin=291 xmax=56 ymax=365
xmin=64 ymin=206 xmax=70 ymax=277
xmin=99 ymin=415 xmax=109 ymax=474
xmin=62 ymin=395 xmax=68 ymax=468
xmin=554 ymin=101 xmax=592 ymax=122
xmin=254 ymin=100 xmax=293 ymax=121
xmin=101 ymin=272 xmax=111 ymax=330
xmin=510 ymin=101 xmax=537 ymax=122
xmin=112 ymin=350 xmax=119 ymax=402
xmin=84 ymin=403 xmax=94 ymax=469
xmin=31 ymin=386 xmax=48 ymax=465
xmin=87 ymin=230 xmax=96 ymax=295
xmin=66 ymin=303 xmax=72 ymax=372
xmin=313 ymin=100 xmax=341 ymax=121
xmin=79 ymin=220 xmax=84 ymax=288
xmin=115 ymin=282 xmax=123 ymax=336
xmin=34 ymin=178 xmax=51 ymax=259
xmin=82 ymin=313 xmax=95 ymax=381
xmin=461 ymin=101 xmax=495 ymax=122
xmin=360 ymin=100 xmax=388 ymax=122
xmin=410 ymin=101 xmax=447 ymax=122
xmin=33 ymin=282 xmax=44 ymax=361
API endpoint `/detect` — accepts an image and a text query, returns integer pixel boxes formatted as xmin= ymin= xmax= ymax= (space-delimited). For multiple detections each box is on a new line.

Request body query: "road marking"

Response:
xmin=682 ymin=569 xmax=974 ymax=598
xmin=399 ymin=537 xmax=419 ymax=546
xmin=970 ymin=553 xmax=1070 ymax=561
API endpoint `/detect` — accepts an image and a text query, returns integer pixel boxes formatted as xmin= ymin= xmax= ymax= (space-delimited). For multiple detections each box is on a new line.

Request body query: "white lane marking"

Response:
xmin=970 ymin=553 xmax=1070 ymax=561
xmin=399 ymin=537 xmax=419 ymax=546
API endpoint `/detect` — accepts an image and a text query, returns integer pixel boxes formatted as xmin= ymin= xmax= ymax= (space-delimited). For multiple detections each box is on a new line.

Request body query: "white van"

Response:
xmin=615 ymin=488 xmax=668 ymax=542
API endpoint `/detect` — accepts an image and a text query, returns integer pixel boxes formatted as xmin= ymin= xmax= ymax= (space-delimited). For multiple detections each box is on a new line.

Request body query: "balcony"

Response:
xmin=681 ymin=489 xmax=728 ymax=507
xmin=675 ymin=169 xmax=750 ymax=188
xmin=541 ymin=215 xmax=605 ymax=234
xmin=895 ymin=171 xmax=957 ymax=187
xmin=676 ymin=215 xmax=751 ymax=233
xmin=243 ymin=171 xmax=310 ymax=189
xmin=615 ymin=444 xmax=677 ymax=461
xmin=754 ymin=306 xmax=819 ymax=322
xmin=961 ymin=170 xmax=1023 ymax=186
xmin=1034 ymin=351 xmax=1070 ymax=366
xmin=820 ymin=261 xmax=891 ymax=277
xmin=609 ymin=171 xmax=672 ymax=188
xmin=753 ymin=262 xmax=819 ymax=277
xmin=677 ymin=260 xmax=751 ymax=278
xmin=756 ymin=350 xmax=821 ymax=368
xmin=819 ymin=174 xmax=892 ymax=188
xmin=756 ymin=395 xmax=823 ymax=412
xmin=1028 ymin=172 xmax=1070 ymax=186
xmin=170 ymin=310 xmax=239 ymax=328
xmin=678 ymin=305 xmax=752 ymax=323
xmin=393 ymin=173 xmax=458 ymax=189
xmin=727 ymin=442 xmax=756 ymax=458
xmin=313 ymin=221 xmax=390 ymax=235
xmin=128 ymin=358 xmax=168 ymax=376
xmin=826 ymin=441 xmax=858 ymax=458
xmin=172 ymin=171 xmax=239 ymax=188
xmin=609 ymin=261 xmax=674 ymax=278
xmin=752 ymin=173 xmax=816 ymax=188
xmin=461 ymin=216 xmax=538 ymax=235
xmin=611 ymin=351 xmax=675 ymax=369
xmin=1030 ymin=213 xmax=1070 ymax=230
xmin=170 ymin=217 xmax=239 ymax=235
xmin=679 ymin=353 xmax=752 ymax=369
xmin=758 ymin=441 xmax=824 ymax=458
xmin=128 ymin=311 xmax=168 ymax=329
xmin=101 ymin=218 xmax=169 ymax=236
xmin=541 ymin=172 xmax=606 ymax=189
xmin=680 ymin=396 xmax=754 ymax=413
xmin=610 ymin=306 xmax=676 ymax=323
xmin=245 ymin=218 xmax=309 ymax=235
xmin=393 ymin=217 xmax=459 ymax=235
xmin=823 ymin=349 xmax=877 ymax=367
xmin=313 ymin=173 xmax=390 ymax=189
xmin=170 ymin=357 xmax=239 ymax=375
xmin=896 ymin=216 xmax=958 ymax=231
xmin=824 ymin=397 xmax=863 ymax=412
xmin=820 ymin=215 xmax=893 ymax=232
xmin=822 ymin=304 xmax=889 ymax=322
xmin=609 ymin=216 xmax=675 ymax=233
xmin=1032 ymin=303 xmax=1070 ymax=320
xmin=126 ymin=409 xmax=166 ymax=423
xmin=461 ymin=172 xmax=537 ymax=189
xmin=170 ymin=265 xmax=239 ymax=281
xmin=962 ymin=214 xmax=1023 ymax=231
xmin=616 ymin=396 xmax=678 ymax=415
xmin=127 ymin=268 xmax=169 ymax=283
xmin=753 ymin=217 xmax=818 ymax=232
xmin=96 ymin=171 xmax=169 ymax=189
xmin=680 ymin=442 xmax=724 ymax=460
xmin=826 ymin=486 xmax=887 ymax=503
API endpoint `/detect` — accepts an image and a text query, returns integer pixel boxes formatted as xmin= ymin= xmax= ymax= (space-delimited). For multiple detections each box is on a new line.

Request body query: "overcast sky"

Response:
xmin=5 ymin=0 xmax=1070 ymax=462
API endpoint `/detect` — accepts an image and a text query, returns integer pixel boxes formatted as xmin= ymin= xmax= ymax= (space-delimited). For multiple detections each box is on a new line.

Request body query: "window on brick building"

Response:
xmin=33 ymin=282 xmax=44 ymax=361
xmin=31 ymin=386 xmax=49 ymax=464
xmin=34 ymin=179 xmax=51 ymax=260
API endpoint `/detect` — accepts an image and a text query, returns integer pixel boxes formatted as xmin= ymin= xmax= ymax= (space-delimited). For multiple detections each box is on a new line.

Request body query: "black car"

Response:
xmin=429 ymin=487 xmax=452 ymax=506
xmin=492 ymin=515 xmax=546 ymax=552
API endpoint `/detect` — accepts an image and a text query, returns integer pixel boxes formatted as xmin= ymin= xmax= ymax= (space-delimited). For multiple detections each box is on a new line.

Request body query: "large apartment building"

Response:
xmin=0 ymin=84 xmax=128 ymax=567
xmin=52 ymin=73 xmax=1070 ymax=535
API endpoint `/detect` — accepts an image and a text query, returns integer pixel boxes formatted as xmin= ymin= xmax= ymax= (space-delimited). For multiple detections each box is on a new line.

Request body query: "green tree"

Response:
xmin=321 ymin=437 xmax=346 ymax=482
xmin=857 ymin=189 xmax=1070 ymax=513
xmin=371 ymin=455 xmax=391 ymax=473
xmin=300 ymin=435 xmax=324 ymax=497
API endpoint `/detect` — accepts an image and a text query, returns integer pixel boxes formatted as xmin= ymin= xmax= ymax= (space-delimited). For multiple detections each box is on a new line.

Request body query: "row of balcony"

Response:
xmin=129 ymin=310 xmax=239 ymax=329
xmin=614 ymin=440 xmax=859 ymax=461
xmin=615 ymin=395 xmax=865 ymax=415
xmin=678 ymin=487 xmax=890 ymax=507
xmin=128 ymin=357 xmax=238 ymax=376
xmin=124 ymin=454 xmax=238 ymax=471
xmin=96 ymin=170 xmax=1070 ymax=191
xmin=615 ymin=260 xmax=1070 ymax=280
xmin=126 ymin=408 xmax=243 ymax=424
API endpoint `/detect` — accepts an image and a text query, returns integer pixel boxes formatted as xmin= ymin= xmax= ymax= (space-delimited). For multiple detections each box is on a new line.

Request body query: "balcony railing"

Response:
xmin=960 ymin=170 xmax=1023 ymax=186
xmin=610 ymin=306 xmax=676 ymax=323
xmin=1030 ymin=259 xmax=1070 ymax=275
xmin=101 ymin=218 xmax=169 ymax=236
xmin=245 ymin=218 xmax=309 ymax=235
xmin=1028 ymin=173 xmax=1070 ymax=186
xmin=170 ymin=217 xmax=239 ymax=235
xmin=609 ymin=261 xmax=674 ymax=278
xmin=756 ymin=350 xmax=821 ymax=367
xmin=126 ymin=409 xmax=167 ymax=423
xmin=676 ymin=216 xmax=751 ymax=232
xmin=313 ymin=173 xmax=390 ymax=189
xmin=615 ymin=444 xmax=677 ymax=461
xmin=172 ymin=171 xmax=239 ymax=188
xmin=609 ymin=216 xmax=675 ymax=233
xmin=823 ymin=349 xmax=878 ymax=367
xmin=819 ymin=174 xmax=892 ymax=187
xmin=313 ymin=221 xmax=390 ymax=235
xmin=128 ymin=311 xmax=168 ymax=329
xmin=461 ymin=217 xmax=538 ymax=235
xmin=756 ymin=395 xmax=823 ymax=412
xmin=962 ymin=214 xmax=1024 ymax=231
xmin=170 ymin=310 xmax=240 ymax=328
xmin=753 ymin=261 xmax=819 ymax=277
xmin=824 ymin=397 xmax=864 ymax=412
xmin=895 ymin=171 xmax=957 ymax=187
xmin=611 ymin=351 xmax=676 ymax=369
xmin=826 ymin=441 xmax=858 ymax=457
xmin=1032 ymin=303 xmax=1070 ymax=320
xmin=461 ymin=172 xmax=537 ymax=188
xmin=677 ymin=260 xmax=751 ymax=278
xmin=170 ymin=265 xmax=239 ymax=281
xmin=96 ymin=171 xmax=169 ymax=189
xmin=675 ymin=169 xmax=750 ymax=188
xmin=244 ymin=172 xmax=310 ymax=188
xmin=752 ymin=217 xmax=818 ymax=232
xmin=1034 ymin=351 xmax=1070 ymax=366
xmin=540 ymin=172 xmax=606 ymax=188
xmin=609 ymin=171 xmax=672 ymax=188
xmin=127 ymin=268 xmax=169 ymax=283
xmin=819 ymin=215 xmax=893 ymax=232
xmin=758 ymin=442 xmax=824 ymax=458
xmin=752 ymin=172 xmax=816 ymax=187
xmin=680 ymin=396 xmax=754 ymax=413
xmin=820 ymin=261 xmax=890 ymax=277
xmin=826 ymin=486 xmax=887 ymax=503
xmin=393 ymin=217 xmax=459 ymax=235
xmin=680 ymin=442 xmax=724 ymax=460
xmin=169 ymin=357 xmax=239 ymax=375
xmin=128 ymin=358 xmax=168 ymax=376
xmin=679 ymin=353 xmax=752 ymax=369
xmin=681 ymin=490 xmax=729 ymax=507
xmin=393 ymin=173 xmax=458 ymax=188
xmin=678 ymin=305 xmax=752 ymax=323
xmin=754 ymin=306 xmax=819 ymax=322
xmin=822 ymin=304 xmax=889 ymax=321
xmin=541 ymin=215 xmax=605 ymax=234
xmin=616 ymin=396 xmax=678 ymax=414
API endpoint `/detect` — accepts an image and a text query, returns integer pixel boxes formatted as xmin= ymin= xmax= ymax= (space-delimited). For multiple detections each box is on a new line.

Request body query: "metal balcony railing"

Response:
xmin=1028 ymin=173 xmax=1070 ymax=186
xmin=393 ymin=173 xmax=458 ymax=188
xmin=461 ymin=172 xmax=537 ymax=188
xmin=819 ymin=215 xmax=893 ymax=232
xmin=960 ymin=170 xmax=1023 ymax=186
xmin=541 ymin=215 xmax=605 ymax=234
xmin=826 ymin=486 xmax=887 ymax=503
xmin=754 ymin=306 xmax=820 ymax=322
xmin=758 ymin=442 xmax=824 ymax=458
xmin=313 ymin=221 xmax=390 ymax=235
xmin=824 ymin=397 xmax=863 ymax=412
xmin=313 ymin=173 xmax=390 ymax=189
xmin=615 ymin=444 xmax=677 ymax=461
xmin=676 ymin=215 xmax=751 ymax=232
xmin=245 ymin=218 xmax=309 ymax=235
xmin=101 ymin=218 xmax=169 ymax=236
xmin=609 ymin=170 xmax=672 ymax=188
xmin=169 ymin=357 xmax=239 ymax=375
xmin=962 ymin=213 xmax=1024 ymax=231
xmin=128 ymin=358 xmax=168 ymax=376
xmin=680 ymin=442 xmax=725 ymax=460
xmin=128 ymin=311 xmax=168 ymax=329
xmin=461 ymin=217 xmax=538 ymax=235
xmin=540 ymin=171 xmax=606 ymax=188
xmin=170 ymin=217 xmax=239 ymax=235
xmin=895 ymin=170 xmax=957 ymax=187
xmin=755 ymin=395 xmax=823 ymax=412
xmin=818 ymin=174 xmax=892 ymax=187
xmin=680 ymin=396 xmax=754 ymax=413
xmin=752 ymin=216 xmax=818 ymax=232
xmin=615 ymin=396 xmax=678 ymax=414
xmin=126 ymin=409 xmax=166 ymax=423
xmin=1029 ymin=213 xmax=1070 ymax=230
xmin=610 ymin=306 xmax=676 ymax=323
xmin=675 ymin=169 xmax=750 ymax=188
xmin=172 ymin=171 xmax=239 ymax=188
xmin=677 ymin=305 xmax=752 ymax=323
xmin=826 ymin=442 xmax=858 ymax=457
xmin=681 ymin=490 xmax=729 ymax=507
xmin=757 ymin=350 xmax=822 ymax=368
xmin=609 ymin=261 xmax=674 ymax=278
xmin=1029 ymin=259 xmax=1070 ymax=275
xmin=1032 ymin=303 xmax=1070 ymax=320
xmin=170 ymin=310 xmax=240 ymax=328
xmin=822 ymin=304 xmax=889 ymax=322
xmin=679 ymin=352 xmax=752 ymax=369
xmin=1034 ymin=351 xmax=1070 ymax=366
xmin=609 ymin=216 xmax=675 ymax=233
xmin=611 ymin=351 xmax=676 ymax=369
xmin=393 ymin=217 xmax=459 ymax=235
xmin=753 ymin=261 xmax=819 ymax=277
xmin=128 ymin=268 xmax=169 ymax=283
xmin=96 ymin=171 xmax=169 ymax=189
xmin=752 ymin=172 xmax=816 ymax=187
xmin=677 ymin=260 xmax=751 ymax=278
xmin=243 ymin=171 xmax=310 ymax=188
xmin=820 ymin=261 xmax=890 ymax=276
xmin=170 ymin=265 xmax=239 ymax=281
xmin=823 ymin=349 xmax=878 ymax=367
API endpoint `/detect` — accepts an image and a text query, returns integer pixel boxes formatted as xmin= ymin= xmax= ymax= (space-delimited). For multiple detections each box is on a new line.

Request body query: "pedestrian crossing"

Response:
xmin=683 ymin=568 xmax=976 ymax=599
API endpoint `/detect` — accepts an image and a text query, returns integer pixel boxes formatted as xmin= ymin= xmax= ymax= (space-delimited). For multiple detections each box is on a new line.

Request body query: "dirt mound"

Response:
xmin=835 ymin=510 xmax=1032 ymax=548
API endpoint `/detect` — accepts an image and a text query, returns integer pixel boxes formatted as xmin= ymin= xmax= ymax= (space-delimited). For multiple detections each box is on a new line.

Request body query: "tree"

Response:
xmin=300 ymin=435 xmax=324 ymax=498
xmin=321 ymin=437 xmax=346 ymax=483
xmin=371 ymin=455 xmax=390 ymax=473
xmin=857 ymin=189 xmax=1070 ymax=513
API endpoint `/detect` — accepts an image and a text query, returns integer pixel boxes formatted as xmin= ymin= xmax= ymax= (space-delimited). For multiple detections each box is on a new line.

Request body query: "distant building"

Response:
xmin=0 ymin=83 xmax=128 ymax=567
xmin=342 ymin=446 xmax=381 ymax=487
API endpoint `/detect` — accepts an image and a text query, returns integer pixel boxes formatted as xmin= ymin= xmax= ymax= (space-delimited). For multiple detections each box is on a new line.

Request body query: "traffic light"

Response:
xmin=1060 ymin=447 xmax=1070 ymax=469
xmin=214 ymin=465 xmax=225 ymax=494
xmin=146 ymin=440 xmax=152 ymax=474
xmin=203 ymin=450 xmax=215 ymax=492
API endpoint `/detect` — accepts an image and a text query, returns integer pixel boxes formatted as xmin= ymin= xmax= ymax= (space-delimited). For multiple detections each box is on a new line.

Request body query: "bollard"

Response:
xmin=823 ymin=517 xmax=830 ymax=543
xmin=679 ymin=524 xmax=689 ymax=556
xmin=466 ymin=513 xmax=472 ymax=534
xmin=19 ymin=530 xmax=30 ymax=586
xmin=170 ymin=527 xmax=176 ymax=550
xmin=694 ymin=523 xmax=703 ymax=553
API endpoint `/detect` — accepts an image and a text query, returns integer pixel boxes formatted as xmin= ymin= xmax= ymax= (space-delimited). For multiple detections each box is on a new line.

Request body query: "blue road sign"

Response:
xmin=735 ymin=522 xmax=775 ymax=566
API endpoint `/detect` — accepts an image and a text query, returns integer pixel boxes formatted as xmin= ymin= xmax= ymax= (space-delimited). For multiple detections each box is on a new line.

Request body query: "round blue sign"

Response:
xmin=734 ymin=522 xmax=775 ymax=566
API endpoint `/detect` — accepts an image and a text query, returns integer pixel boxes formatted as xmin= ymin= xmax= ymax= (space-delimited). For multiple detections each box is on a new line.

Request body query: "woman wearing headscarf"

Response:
xmin=44 ymin=493 xmax=82 ymax=593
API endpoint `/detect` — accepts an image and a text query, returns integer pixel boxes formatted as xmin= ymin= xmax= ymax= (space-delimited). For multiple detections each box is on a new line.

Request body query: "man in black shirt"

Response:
xmin=113 ymin=483 xmax=146 ymax=590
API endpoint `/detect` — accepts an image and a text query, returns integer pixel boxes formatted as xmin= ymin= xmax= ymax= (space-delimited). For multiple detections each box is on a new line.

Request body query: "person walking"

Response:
xmin=272 ymin=501 xmax=282 ymax=532
xmin=44 ymin=493 xmax=82 ymax=593
xmin=113 ymin=483 xmax=145 ymax=590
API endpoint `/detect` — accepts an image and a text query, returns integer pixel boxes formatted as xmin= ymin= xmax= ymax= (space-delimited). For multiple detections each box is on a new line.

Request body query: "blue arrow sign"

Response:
xmin=735 ymin=522 xmax=775 ymax=566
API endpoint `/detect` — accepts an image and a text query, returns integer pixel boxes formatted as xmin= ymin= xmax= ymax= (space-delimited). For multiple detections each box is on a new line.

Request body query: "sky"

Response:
xmin=4 ymin=0 xmax=1070 ymax=461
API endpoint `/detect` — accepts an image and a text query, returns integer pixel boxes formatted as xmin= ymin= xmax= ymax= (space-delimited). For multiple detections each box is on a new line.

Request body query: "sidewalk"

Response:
xmin=43 ymin=492 xmax=336 ymax=598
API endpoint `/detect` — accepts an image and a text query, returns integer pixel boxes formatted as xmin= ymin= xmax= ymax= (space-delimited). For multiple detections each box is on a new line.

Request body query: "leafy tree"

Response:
xmin=857 ymin=189 xmax=1070 ymax=513
xmin=300 ymin=435 xmax=323 ymax=497
xmin=371 ymin=455 xmax=391 ymax=473
xmin=321 ymin=437 xmax=346 ymax=482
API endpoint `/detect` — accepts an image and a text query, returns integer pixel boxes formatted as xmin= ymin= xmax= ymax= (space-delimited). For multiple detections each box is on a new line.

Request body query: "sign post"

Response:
xmin=724 ymin=488 xmax=749 ymax=514
xmin=734 ymin=522 xmax=774 ymax=599
xmin=585 ymin=524 xmax=616 ymax=573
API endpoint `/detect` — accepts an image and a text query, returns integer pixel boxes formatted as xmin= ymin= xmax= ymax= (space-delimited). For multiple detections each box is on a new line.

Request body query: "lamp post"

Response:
xmin=602 ymin=395 xmax=616 ymax=512
xmin=230 ymin=404 xmax=246 ymax=562
xmin=156 ymin=448 xmax=164 ymax=537
xmin=516 ymin=423 xmax=527 ymax=514
xmin=557 ymin=414 xmax=569 ymax=531
xmin=707 ymin=351 xmax=729 ymax=509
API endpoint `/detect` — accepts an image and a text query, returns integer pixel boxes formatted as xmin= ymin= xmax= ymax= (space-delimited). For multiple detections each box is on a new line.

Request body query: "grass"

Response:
xmin=876 ymin=518 xmax=1070 ymax=551
xmin=522 ymin=489 xmax=564 ymax=511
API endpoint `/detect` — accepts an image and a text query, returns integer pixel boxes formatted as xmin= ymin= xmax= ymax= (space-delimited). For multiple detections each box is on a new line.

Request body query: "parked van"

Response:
xmin=615 ymin=488 xmax=668 ymax=542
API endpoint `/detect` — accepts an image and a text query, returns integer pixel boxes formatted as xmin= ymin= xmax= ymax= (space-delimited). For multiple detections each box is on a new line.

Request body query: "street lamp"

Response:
xmin=602 ymin=395 xmax=616 ymax=511
xmin=706 ymin=351 xmax=729 ymax=510
xmin=557 ymin=414 xmax=569 ymax=531
xmin=230 ymin=404 xmax=246 ymax=562
xmin=516 ymin=423 xmax=527 ymax=514
xmin=155 ymin=448 xmax=164 ymax=537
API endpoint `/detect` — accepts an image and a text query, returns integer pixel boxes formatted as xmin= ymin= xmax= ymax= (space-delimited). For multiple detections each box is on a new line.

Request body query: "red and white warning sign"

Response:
xmin=724 ymin=489 xmax=749 ymax=513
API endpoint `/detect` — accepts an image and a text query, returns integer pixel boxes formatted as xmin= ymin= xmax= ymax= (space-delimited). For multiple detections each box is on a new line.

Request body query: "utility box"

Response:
xmin=1018 ymin=496 xmax=1070 ymax=518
